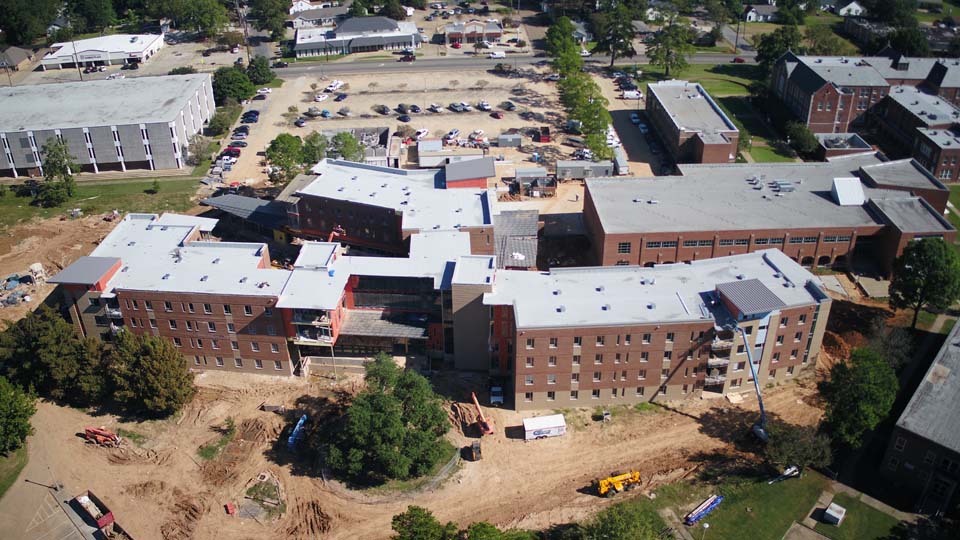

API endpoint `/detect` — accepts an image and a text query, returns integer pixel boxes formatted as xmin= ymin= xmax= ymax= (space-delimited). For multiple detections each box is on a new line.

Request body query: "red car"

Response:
xmin=399 ymin=55 xmax=416 ymax=62
xmin=491 ymin=111 xmax=503 ymax=119
xmin=451 ymin=41 xmax=462 ymax=49
xmin=732 ymin=57 xmax=746 ymax=64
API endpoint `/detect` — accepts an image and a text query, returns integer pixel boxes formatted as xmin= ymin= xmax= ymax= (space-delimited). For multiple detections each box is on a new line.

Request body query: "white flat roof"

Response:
xmin=523 ymin=414 xmax=566 ymax=430
xmin=43 ymin=34 xmax=162 ymax=60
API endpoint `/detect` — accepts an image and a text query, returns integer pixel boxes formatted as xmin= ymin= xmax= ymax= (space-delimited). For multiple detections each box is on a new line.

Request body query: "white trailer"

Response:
xmin=522 ymin=414 xmax=567 ymax=441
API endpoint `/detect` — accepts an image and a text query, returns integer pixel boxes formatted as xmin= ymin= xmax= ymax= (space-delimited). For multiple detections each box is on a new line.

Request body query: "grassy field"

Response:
xmin=749 ymin=146 xmax=798 ymax=163
xmin=738 ymin=14 xmax=859 ymax=54
xmin=813 ymin=492 xmax=901 ymax=540
xmin=631 ymin=63 xmax=762 ymax=97
xmin=0 ymin=445 xmax=28 ymax=500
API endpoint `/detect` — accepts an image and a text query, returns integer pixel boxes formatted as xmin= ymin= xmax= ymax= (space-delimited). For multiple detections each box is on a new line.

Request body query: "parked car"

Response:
xmin=273 ymin=61 xmax=289 ymax=68
xmin=545 ymin=73 xmax=561 ymax=81
xmin=399 ymin=54 xmax=415 ymax=62
xmin=449 ymin=102 xmax=465 ymax=112
xmin=234 ymin=125 xmax=250 ymax=133
xmin=314 ymin=94 xmax=329 ymax=102
xmin=234 ymin=57 xmax=244 ymax=65
xmin=240 ymin=116 xmax=258 ymax=124
xmin=579 ymin=49 xmax=592 ymax=57
xmin=638 ymin=122 xmax=649 ymax=134
xmin=491 ymin=111 xmax=503 ymax=119
xmin=334 ymin=93 xmax=348 ymax=102
xmin=459 ymin=101 xmax=473 ymax=111
xmin=415 ymin=129 xmax=430 ymax=140
xmin=253 ymin=94 xmax=266 ymax=101
xmin=398 ymin=103 xmax=410 ymax=114
xmin=630 ymin=113 xmax=641 ymax=125
xmin=324 ymin=80 xmax=344 ymax=92
xmin=478 ymin=100 xmax=491 ymax=111
xmin=231 ymin=132 xmax=248 ymax=139
xmin=229 ymin=141 xmax=248 ymax=147
xmin=428 ymin=103 xmax=443 ymax=113
xmin=451 ymin=41 xmax=461 ymax=48
xmin=375 ymin=104 xmax=391 ymax=115
xmin=445 ymin=128 xmax=461 ymax=140
xmin=320 ymin=109 xmax=332 ymax=118
xmin=732 ymin=57 xmax=746 ymax=64
xmin=257 ymin=88 xmax=272 ymax=95
xmin=398 ymin=114 xmax=411 ymax=122
xmin=410 ymin=104 xmax=422 ymax=113
xmin=502 ymin=101 xmax=516 ymax=111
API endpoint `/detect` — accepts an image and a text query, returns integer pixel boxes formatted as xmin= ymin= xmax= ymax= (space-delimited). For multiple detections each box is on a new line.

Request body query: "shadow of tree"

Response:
xmin=262 ymin=392 xmax=346 ymax=478
xmin=694 ymin=405 xmax=784 ymax=454
xmin=880 ymin=516 xmax=959 ymax=540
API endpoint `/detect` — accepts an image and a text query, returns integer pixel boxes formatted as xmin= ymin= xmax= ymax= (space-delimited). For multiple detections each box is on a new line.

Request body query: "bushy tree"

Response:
xmin=330 ymin=132 xmax=364 ymax=162
xmin=266 ymin=133 xmax=304 ymax=180
xmin=866 ymin=0 xmax=918 ymax=26
xmin=212 ymin=66 xmax=256 ymax=105
xmin=217 ymin=31 xmax=245 ymax=49
xmin=755 ymin=24 xmax=804 ymax=75
xmin=246 ymin=55 xmax=275 ymax=85
xmin=37 ymin=139 xmax=78 ymax=208
xmin=866 ymin=319 xmax=914 ymax=370
xmin=0 ymin=376 xmax=35 ymax=454
xmin=206 ymin=110 xmax=234 ymax=136
xmin=823 ymin=348 xmax=898 ymax=449
xmin=184 ymin=0 xmax=228 ymax=37
xmin=381 ymin=0 xmax=407 ymax=20
xmin=0 ymin=0 xmax=61 ymax=45
xmin=324 ymin=353 xmax=449 ymax=483
xmin=647 ymin=15 xmax=694 ymax=77
xmin=583 ymin=501 xmax=663 ymax=540
xmin=889 ymin=238 xmax=960 ymax=328
xmin=391 ymin=506 xmax=457 ymax=540
xmin=804 ymin=25 xmax=850 ymax=56
xmin=545 ymin=17 xmax=577 ymax=57
xmin=592 ymin=4 xmax=637 ymax=68
xmin=784 ymin=121 xmax=818 ymax=155
xmin=888 ymin=26 xmax=930 ymax=57
xmin=775 ymin=0 xmax=809 ymax=26
xmin=110 ymin=333 xmax=195 ymax=416
xmin=302 ymin=132 xmax=329 ymax=165
xmin=72 ymin=0 xmax=116 ymax=32
xmin=169 ymin=66 xmax=198 ymax=75
xmin=249 ymin=0 xmax=288 ymax=40
xmin=764 ymin=421 xmax=832 ymax=472
xmin=350 ymin=0 xmax=369 ymax=17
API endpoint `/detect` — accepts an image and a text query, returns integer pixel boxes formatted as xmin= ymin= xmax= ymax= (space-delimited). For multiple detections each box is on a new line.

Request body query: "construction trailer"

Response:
xmin=522 ymin=414 xmax=566 ymax=441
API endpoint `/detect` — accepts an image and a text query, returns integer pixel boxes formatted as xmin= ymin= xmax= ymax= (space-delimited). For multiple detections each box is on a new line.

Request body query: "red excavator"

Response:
xmin=471 ymin=392 xmax=494 ymax=436
xmin=83 ymin=427 xmax=122 ymax=447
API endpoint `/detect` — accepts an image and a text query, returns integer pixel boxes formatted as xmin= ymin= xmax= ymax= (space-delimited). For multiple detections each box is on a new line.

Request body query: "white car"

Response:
xmin=257 ymin=88 xmax=272 ymax=95
xmin=314 ymin=94 xmax=329 ymax=102
xmin=428 ymin=103 xmax=443 ymax=113
xmin=415 ymin=129 xmax=430 ymax=140
xmin=471 ymin=129 xmax=484 ymax=138
xmin=580 ymin=49 xmax=592 ymax=57
xmin=324 ymin=80 xmax=344 ymax=92
xmin=478 ymin=101 xmax=491 ymax=111
xmin=459 ymin=101 xmax=473 ymax=111
xmin=445 ymin=128 xmax=461 ymax=140
xmin=545 ymin=73 xmax=561 ymax=81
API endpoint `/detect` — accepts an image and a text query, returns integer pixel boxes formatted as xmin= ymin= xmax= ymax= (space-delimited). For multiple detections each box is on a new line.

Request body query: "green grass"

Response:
xmin=246 ymin=480 xmax=286 ymax=518
xmin=0 ymin=445 xmax=28 ymax=500
xmin=197 ymin=418 xmax=236 ymax=460
xmin=697 ymin=472 xmax=830 ymax=540
xmin=630 ymin=63 xmax=762 ymax=98
xmin=364 ymin=439 xmax=458 ymax=494
xmin=263 ymin=78 xmax=285 ymax=88
xmin=116 ymin=428 xmax=147 ymax=446
xmin=749 ymin=146 xmax=797 ymax=163
xmin=813 ymin=492 xmax=901 ymax=540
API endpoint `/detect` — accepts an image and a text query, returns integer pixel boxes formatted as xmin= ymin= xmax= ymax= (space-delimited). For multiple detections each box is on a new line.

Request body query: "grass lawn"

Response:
xmin=0 ymin=445 xmax=28 ymax=501
xmin=749 ymin=146 xmax=797 ymax=163
xmin=813 ymin=492 xmax=901 ymax=540
xmin=716 ymin=96 xmax=779 ymax=144
xmin=694 ymin=472 xmax=830 ymax=540
xmin=630 ymin=63 xmax=762 ymax=97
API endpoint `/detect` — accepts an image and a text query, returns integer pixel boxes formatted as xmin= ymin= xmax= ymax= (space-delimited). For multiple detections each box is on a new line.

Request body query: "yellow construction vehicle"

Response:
xmin=594 ymin=471 xmax=641 ymax=497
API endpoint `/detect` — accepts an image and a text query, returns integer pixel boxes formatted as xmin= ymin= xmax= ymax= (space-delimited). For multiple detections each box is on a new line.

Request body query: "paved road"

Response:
xmin=274 ymin=52 xmax=757 ymax=77
xmin=721 ymin=23 xmax=755 ymax=52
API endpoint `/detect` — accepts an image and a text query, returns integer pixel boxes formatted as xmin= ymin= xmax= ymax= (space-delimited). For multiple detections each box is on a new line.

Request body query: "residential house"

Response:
xmin=572 ymin=20 xmax=592 ymax=44
xmin=745 ymin=5 xmax=779 ymax=22
xmin=835 ymin=0 xmax=866 ymax=15
xmin=0 ymin=46 xmax=34 ymax=71
xmin=287 ymin=6 xmax=350 ymax=28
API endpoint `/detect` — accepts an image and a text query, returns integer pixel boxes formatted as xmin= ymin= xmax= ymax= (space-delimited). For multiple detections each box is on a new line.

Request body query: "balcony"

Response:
xmin=707 ymin=358 xmax=730 ymax=368
xmin=293 ymin=328 xmax=334 ymax=344
xmin=711 ymin=338 xmax=734 ymax=352
xmin=704 ymin=375 xmax=726 ymax=386
xmin=106 ymin=308 xmax=123 ymax=318
xmin=293 ymin=310 xmax=331 ymax=326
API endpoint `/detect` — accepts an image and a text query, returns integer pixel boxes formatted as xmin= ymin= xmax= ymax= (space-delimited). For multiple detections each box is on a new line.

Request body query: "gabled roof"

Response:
xmin=0 ymin=46 xmax=32 ymax=67
xmin=445 ymin=157 xmax=496 ymax=182
xmin=288 ymin=5 xmax=350 ymax=21
xmin=336 ymin=16 xmax=399 ymax=34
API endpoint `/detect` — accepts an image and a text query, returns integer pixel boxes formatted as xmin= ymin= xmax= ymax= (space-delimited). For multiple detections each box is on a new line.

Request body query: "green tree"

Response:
xmin=889 ymin=238 xmax=960 ymax=328
xmin=249 ymin=0 xmax=288 ymax=41
xmin=0 ymin=0 xmax=61 ymax=45
xmin=755 ymin=24 xmax=803 ymax=75
xmin=217 ymin=31 xmax=245 ymax=49
xmin=0 ymin=305 xmax=82 ymax=400
xmin=330 ymin=131 xmax=364 ymax=162
xmin=73 ymin=0 xmax=116 ymax=32
xmin=184 ymin=0 xmax=228 ymax=37
xmin=552 ymin=47 xmax=584 ymax=77
xmin=169 ymin=66 xmax=198 ymax=75
xmin=302 ymin=132 xmax=329 ymax=164
xmin=804 ymin=25 xmax=848 ymax=56
xmin=592 ymin=5 xmax=637 ymax=68
xmin=37 ymin=138 xmax=78 ymax=208
xmin=391 ymin=506 xmax=457 ymax=540
xmin=763 ymin=421 xmax=832 ymax=472
xmin=212 ymin=66 xmax=256 ymax=105
xmin=206 ymin=109 xmax=234 ymax=136
xmin=545 ymin=16 xmax=577 ymax=57
xmin=70 ymin=337 xmax=108 ymax=406
xmin=111 ymin=333 xmax=196 ymax=416
xmin=381 ymin=0 xmax=407 ymax=20
xmin=866 ymin=319 xmax=914 ymax=370
xmin=784 ymin=121 xmax=818 ymax=155
xmin=775 ymin=0 xmax=808 ymax=26
xmin=0 ymin=376 xmax=36 ymax=454
xmin=583 ymin=501 xmax=662 ymax=540
xmin=888 ymin=26 xmax=930 ymax=57
xmin=647 ymin=15 xmax=694 ymax=77
xmin=823 ymin=348 xmax=898 ymax=449
xmin=866 ymin=0 xmax=918 ymax=26
xmin=246 ymin=55 xmax=275 ymax=85
xmin=349 ymin=0 xmax=369 ymax=17
xmin=266 ymin=133 xmax=305 ymax=180
xmin=151 ymin=179 xmax=161 ymax=194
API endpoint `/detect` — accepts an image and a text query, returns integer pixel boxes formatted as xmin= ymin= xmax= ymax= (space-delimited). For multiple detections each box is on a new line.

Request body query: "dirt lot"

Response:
xmin=0 ymin=363 xmax=827 ymax=540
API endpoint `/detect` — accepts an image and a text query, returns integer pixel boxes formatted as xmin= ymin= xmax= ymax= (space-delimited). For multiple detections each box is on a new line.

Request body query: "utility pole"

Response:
xmin=235 ymin=0 xmax=252 ymax=64
xmin=71 ymin=38 xmax=84 ymax=81
xmin=734 ymin=15 xmax=741 ymax=53
xmin=2 ymin=66 xmax=12 ymax=87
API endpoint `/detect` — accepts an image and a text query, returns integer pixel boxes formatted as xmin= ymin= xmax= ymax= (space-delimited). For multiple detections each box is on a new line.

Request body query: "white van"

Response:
xmin=488 ymin=51 xmax=506 ymax=59
xmin=623 ymin=90 xmax=643 ymax=100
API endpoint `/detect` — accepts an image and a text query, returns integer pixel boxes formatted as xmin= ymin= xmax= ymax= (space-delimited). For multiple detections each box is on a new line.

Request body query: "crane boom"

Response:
xmin=737 ymin=326 xmax=769 ymax=442
xmin=471 ymin=392 xmax=494 ymax=435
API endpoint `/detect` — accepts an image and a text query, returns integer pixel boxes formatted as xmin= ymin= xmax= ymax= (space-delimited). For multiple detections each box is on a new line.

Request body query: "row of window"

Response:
xmin=891 ymin=436 xmax=960 ymax=473
xmin=128 ymin=317 xmax=278 ymax=336
xmin=525 ymin=350 xmax=679 ymax=368
xmin=523 ymin=386 xmax=673 ymax=402
xmin=193 ymin=355 xmax=284 ymax=371
xmin=526 ymin=331 xmax=705 ymax=350
xmin=523 ymin=366 xmax=701 ymax=385
xmin=638 ymin=235 xmax=851 ymax=251
xmin=170 ymin=335 xmax=281 ymax=354
xmin=126 ymin=298 xmax=267 ymax=317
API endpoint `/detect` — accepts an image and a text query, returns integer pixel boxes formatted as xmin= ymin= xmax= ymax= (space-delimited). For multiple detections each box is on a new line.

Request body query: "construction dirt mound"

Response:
xmin=124 ymin=480 xmax=169 ymax=499
xmin=160 ymin=490 xmax=208 ymax=540
xmin=821 ymin=331 xmax=851 ymax=361
xmin=284 ymin=500 xmax=333 ymax=540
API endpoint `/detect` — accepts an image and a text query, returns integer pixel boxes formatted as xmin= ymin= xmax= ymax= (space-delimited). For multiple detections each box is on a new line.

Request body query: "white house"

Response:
xmin=41 ymin=34 xmax=165 ymax=70
xmin=744 ymin=5 xmax=779 ymax=22
xmin=836 ymin=0 xmax=866 ymax=16
xmin=290 ymin=0 xmax=340 ymax=14
xmin=287 ymin=5 xmax=350 ymax=28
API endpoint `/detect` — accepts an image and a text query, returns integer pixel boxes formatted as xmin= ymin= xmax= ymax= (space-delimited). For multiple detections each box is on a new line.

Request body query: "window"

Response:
xmin=525 ymin=375 xmax=534 ymax=385
xmin=255 ymin=359 xmax=263 ymax=369
xmin=571 ymin=373 xmax=580 ymax=382
xmin=776 ymin=335 xmax=784 ymax=345
xmin=943 ymin=458 xmax=959 ymax=474
xmin=128 ymin=318 xmax=137 ymax=327
xmin=271 ymin=343 xmax=279 ymax=353
xmin=682 ymin=384 xmax=688 ymax=394
xmin=620 ymin=370 xmax=627 ymax=381
xmin=887 ymin=457 xmax=900 ymax=471
xmin=169 ymin=320 xmax=178 ymax=330
xmin=596 ymin=335 xmax=605 ymax=346
xmin=207 ymin=321 xmax=216 ymax=332
xmin=274 ymin=361 xmax=282 ymax=370
xmin=731 ymin=378 xmax=742 ymax=388
xmin=595 ymin=354 xmax=603 ymax=364
xmin=817 ymin=101 xmax=823 ymax=111
xmin=638 ymin=369 xmax=647 ymax=380
xmin=547 ymin=374 xmax=557 ymax=385
xmin=526 ymin=338 xmax=535 ymax=349
xmin=593 ymin=371 xmax=601 ymax=382
xmin=894 ymin=436 xmax=906 ymax=452
xmin=666 ymin=332 xmax=674 ymax=342
xmin=719 ymin=239 xmax=734 ymax=246
xmin=526 ymin=357 xmax=534 ymax=368
xmin=803 ymin=236 xmax=818 ymax=244
xmin=144 ymin=300 xmax=153 ymax=311
xmin=186 ymin=321 xmax=194 ymax=331
xmin=227 ymin=323 xmax=235 ymax=333
xmin=737 ymin=345 xmax=745 ymax=354
xmin=188 ymin=303 xmax=195 ymax=313
xmin=173 ymin=337 xmax=182 ymax=347
xmin=780 ymin=317 xmax=789 ymax=327
xmin=789 ymin=237 xmax=803 ymax=244
xmin=592 ymin=389 xmax=600 ymax=399
xmin=203 ymin=303 xmax=212 ymax=314
xmin=772 ymin=352 xmax=780 ymax=362
xmin=734 ymin=239 xmax=749 ymax=246
xmin=698 ymin=240 xmax=713 ymax=247
xmin=836 ymin=235 xmax=851 ymax=242
xmin=211 ymin=340 xmax=219 ymax=350
xmin=235 ymin=358 xmax=243 ymax=368
xmin=216 ymin=357 xmax=224 ymax=367
xmin=769 ymin=238 xmax=784 ymax=245
xmin=231 ymin=341 xmax=239 ymax=350
xmin=661 ymin=241 xmax=677 ymax=248
xmin=573 ymin=336 xmax=582 ymax=347
xmin=659 ymin=386 xmax=667 ymax=396
xmin=640 ymin=351 xmax=649 ymax=362
xmin=548 ymin=356 xmax=557 ymax=366
xmin=754 ymin=238 xmax=769 ymax=245
xmin=790 ymin=349 xmax=798 ymax=360
xmin=524 ymin=392 xmax=533 ymax=402
xmin=570 ymin=390 xmax=579 ymax=400
xmin=683 ymin=240 xmax=698 ymax=247
xmin=573 ymin=355 xmax=581 ymax=365
xmin=799 ymin=314 xmax=807 ymax=324
xmin=735 ymin=362 xmax=745 ymax=371
xmin=617 ymin=242 xmax=631 ymax=254
xmin=244 ymin=305 xmax=253 ymax=316
xmin=251 ymin=342 xmax=260 ymax=352
xmin=264 ymin=308 xmax=273 ymax=316
xmin=549 ymin=337 xmax=558 ymax=348
xmin=787 ymin=366 xmax=795 ymax=375
xmin=661 ymin=368 xmax=669 ymax=379
xmin=149 ymin=319 xmax=157 ymax=329
xmin=642 ymin=333 xmax=651 ymax=344
xmin=646 ymin=241 xmax=662 ymax=248
xmin=769 ymin=369 xmax=776 ymax=379
xmin=547 ymin=391 xmax=556 ymax=401
xmin=164 ymin=301 xmax=173 ymax=312
xmin=663 ymin=351 xmax=672 ymax=360
xmin=615 ymin=353 xmax=621 ymax=364
xmin=624 ymin=334 xmax=631 ymax=345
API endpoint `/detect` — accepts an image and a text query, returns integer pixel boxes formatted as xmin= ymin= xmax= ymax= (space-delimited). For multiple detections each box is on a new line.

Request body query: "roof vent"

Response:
xmin=351 ymin=176 xmax=358 ymax=180
xmin=239 ymin=277 xmax=247 ymax=283
xmin=337 ymin=187 xmax=345 ymax=192
xmin=455 ymin=208 xmax=462 ymax=213
xmin=556 ymin=305 xmax=566 ymax=313
xmin=127 ymin=241 xmax=136 ymax=246
xmin=160 ymin=226 xmax=168 ymax=231
xmin=257 ymin=281 xmax=269 ymax=289
xmin=162 ymin=273 xmax=170 ymax=280
xmin=553 ymin=289 xmax=561 ymax=295
xmin=633 ymin=198 xmax=644 ymax=203
xmin=596 ymin=285 xmax=605 ymax=292
xmin=602 ymin=304 xmax=611 ymax=311
xmin=200 ymin=275 xmax=209 ymax=281
xmin=433 ymin=225 xmax=440 ymax=229
xmin=381 ymin=183 xmax=387 ymax=188
xmin=647 ymin=302 xmax=656 ymax=309
xmin=370 ymin=192 xmax=376 ymax=197
xmin=212 ymin=258 xmax=220 ymax=264
xmin=736 ymin=274 xmax=745 ymax=280
xmin=650 ymin=277 xmax=656 ymax=284
xmin=400 ymin=200 xmax=409 ymax=205
xmin=648 ymin=199 xmax=660 ymax=204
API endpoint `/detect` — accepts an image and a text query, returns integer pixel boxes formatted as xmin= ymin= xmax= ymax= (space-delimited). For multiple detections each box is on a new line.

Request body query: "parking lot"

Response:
xmin=594 ymin=70 xmax=660 ymax=176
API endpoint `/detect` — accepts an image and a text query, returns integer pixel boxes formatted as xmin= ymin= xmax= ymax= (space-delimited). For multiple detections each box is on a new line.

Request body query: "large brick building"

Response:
xmin=646 ymin=80 xmax=739 ymax=164
xmin=882 ymin=319 xmax=960 ymax=514
xmin=483 ymin=250 xmax=831 ymax=410
xmin=583 ymin=153 xmax=954 ymax=274
xmin=873 ymin=86 xmax=960 ymax=182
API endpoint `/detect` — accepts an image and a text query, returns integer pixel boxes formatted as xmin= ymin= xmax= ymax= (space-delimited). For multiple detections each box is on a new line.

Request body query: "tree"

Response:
xmin=545 ymin=17 xmax=577 ymax=57
xmin=889 ymin=238 xmax=960 ymax=328
xmin=592 ymin=5 xmax=637 ymax=68
xmin=212 ymin=66 xmax=255 ymax=105
xmin=583 ymin=501 xmax=662 ymax=540
xmin=330 ymin=132 xmax=364 ymax=162
xmin=150 ymin=179 xmax=161 ymax=194
xmin=110 ymin=333 xmax=195 ymax=416
xmin=206 ymin=110 xmax=233 ymax=136
xmin=169 ymin=66 xmax=198 ymax=75
xmin=391 ymin=506 xmax=457 ymax=540
xmin=888 ymin=26 xmax=930 ymax=57
xmin=381 ymin=0 xmax=407 ymax=20
xmin=185 ymin=134 xmax=208 ymax=167
xmin=867 ymin=0 xmax=918 ymax=26
xmin=647 ymin=15 xmax=694 ymax=77
xmin=775 ymin=0 xmax=808 ymax=26
xmin=37 ymin=139 xmax=78 ymax=208
xmin=866 ymin=319 xmax=914 ymax=370
xmin=246 ymin=55 xmax=275 ymax=85
xmin=804 ymin=24 xmax=849 ymax=56
xmin=184 ymin=0 xmax=228 ymax=37
xmin=763 ymin=421 xmax=832 ymax=472
xmin=349 ymin=0 xmax=369 ymax=17
xmin=324 ymin=353 xmax=450 ymax=483
xmin=0 ymin=376 xmax=35 ymax=454
xmin=784 ymin=121 xmax=818 ymax=155
xmin=823 ymin=348 xmax=898 ymax=449
xmin=755 ymin=24 xmax=804 ymax=75
xmin=217 ymin=31 xmax=245 ymax=49
xmin=0 ymin=305 xmax=83 ymax=400
xmin=73 ymin=0 xmax=116 ymax=33
xmin=249 ymin=0 xmax=288 ymax=41
xmin=302 ymin=132 xmax=329 ymax=164
xmin=0 ymin=0 xmax=61 ymax=45
xmin=266 ymin=133 xmax=304 ymax=180
xmin=552 ymin=47 xmax=584 ymax=77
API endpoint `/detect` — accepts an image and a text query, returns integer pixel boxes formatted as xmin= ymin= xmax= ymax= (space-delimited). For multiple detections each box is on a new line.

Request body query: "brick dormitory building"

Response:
xmin=646 ymin=80 xmax=739 ymax=164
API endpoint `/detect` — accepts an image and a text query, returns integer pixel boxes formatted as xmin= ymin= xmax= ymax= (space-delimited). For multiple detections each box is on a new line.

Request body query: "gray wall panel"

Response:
xmin=61 ymin=129 xmax=91 ymax=165
xmin=146 ymin=123 xmax=176 ymax=169
xmin=117 ymin=124 xmax=147 ymax=162
xmin=90 ymin=126 xmax=117 ymax=164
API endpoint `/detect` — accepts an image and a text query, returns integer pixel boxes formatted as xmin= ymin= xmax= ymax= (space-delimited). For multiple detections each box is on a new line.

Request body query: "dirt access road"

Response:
xmin=0 ymin=367 xmax=825 ymax=540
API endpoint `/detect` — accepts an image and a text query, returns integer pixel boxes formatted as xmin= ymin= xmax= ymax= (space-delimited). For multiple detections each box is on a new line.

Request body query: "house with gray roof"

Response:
xmin=745 ymin=4 xmax=779 ymax=22
xmin=0 ymin=46 xmax=34 ymax=71
xmin=294 ymin=16 xmax=421 ymax=57
xmin=287 ymin=5 xmax=350 ymax=28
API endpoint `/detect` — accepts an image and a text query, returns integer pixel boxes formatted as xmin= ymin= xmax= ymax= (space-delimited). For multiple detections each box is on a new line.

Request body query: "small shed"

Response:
xmin=556 ymin=160 xmax=614 ymax=181
xmin=498 ymin=133 xmax=522 ymax=148
xmin=417 ymin=138 xmax=443 ymax=153
xmin=522 ymin=414 xmax=567 ymax=440
xmin=823 ymin=502 xmax=846 ymax=525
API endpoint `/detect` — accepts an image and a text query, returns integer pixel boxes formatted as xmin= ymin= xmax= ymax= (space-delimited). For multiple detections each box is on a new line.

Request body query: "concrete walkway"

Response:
xmin=657 ymin=508 xmax=695 ymax=540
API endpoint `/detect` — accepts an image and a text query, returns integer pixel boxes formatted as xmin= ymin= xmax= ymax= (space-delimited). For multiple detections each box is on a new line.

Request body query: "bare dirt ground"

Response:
xmin=1 ymin=366 xmax=826 ymax=540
